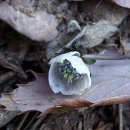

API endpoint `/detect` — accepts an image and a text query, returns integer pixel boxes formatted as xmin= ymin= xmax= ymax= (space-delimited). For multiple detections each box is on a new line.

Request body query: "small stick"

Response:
xmin=83 ymin=54 xmax=130 ymax=60
xmin=15 ymin=112 xmax=29 ymax=130
xmin=119 ymin=104 xmax=123 ymax=130
xmin=57 ymin=27 xmax=87 ymax=54
xmin=0 ymin=71 xmax=15 ymax=84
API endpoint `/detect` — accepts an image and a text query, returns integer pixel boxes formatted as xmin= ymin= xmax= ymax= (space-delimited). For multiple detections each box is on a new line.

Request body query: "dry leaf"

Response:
xmin=87 ymin=59 xmax=130 ymax=106
xmin=61 ymin=20 xmax=118 ymax=50
xmin=0 ymin=53 xmax=130 ymax=113
xmin=113 ymin=0 xmax=130 ymax=8
xmin=0 ymin=27 xmax=29 ymax=79
xmin=81 ymin=0 xmax=130 ymax=24
xmin=118 ymin=15 xmax=130 ymax=56
xmin=0 ymin=110 xmax=20 ymax=128
xmin=0 ymin=73 xmax=92 ymax=113
xmin=0 ymin=2 xmax=58 ymax=42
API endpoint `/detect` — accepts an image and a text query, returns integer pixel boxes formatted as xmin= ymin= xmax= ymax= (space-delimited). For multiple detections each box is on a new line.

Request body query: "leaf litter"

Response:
xmin=0 ymin=0 xmax=130 ymax=121
xmin=1 ymin=50 xmax=130 ymax=113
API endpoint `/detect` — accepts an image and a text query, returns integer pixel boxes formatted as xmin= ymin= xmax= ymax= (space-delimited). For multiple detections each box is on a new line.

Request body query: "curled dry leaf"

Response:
xmin=0 ymin=2 xmax=58 ymax=42
xmin=118 ymin=15 xmax=130 ymax=56
xmin=9 ymin=0 xmax=32 ymax=8
xmin=63 ymin=20 xmax=118 ymax=49
xmin=113 ymin=0 xmax=130 ymax=8
xmin=46 ymin=20 xmax=81 ymax=60
xmin=82 ymin=0 xmax=130 ymax=24
xmin=0 ymin=52 xmax=130 ymax=113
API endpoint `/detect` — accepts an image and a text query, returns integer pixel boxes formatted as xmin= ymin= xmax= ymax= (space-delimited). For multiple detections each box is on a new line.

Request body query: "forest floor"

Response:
xmin=0 ymin=0 xmax=130 ymax=130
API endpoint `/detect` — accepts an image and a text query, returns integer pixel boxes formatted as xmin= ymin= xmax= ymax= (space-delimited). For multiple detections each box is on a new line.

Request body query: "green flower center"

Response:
xmin=59 ymin=59 xmax=82 ymax=83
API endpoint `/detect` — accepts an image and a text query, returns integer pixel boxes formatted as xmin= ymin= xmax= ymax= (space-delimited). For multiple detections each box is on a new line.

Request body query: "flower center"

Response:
xmin=59 ymin=59 xmax=82 ymax=83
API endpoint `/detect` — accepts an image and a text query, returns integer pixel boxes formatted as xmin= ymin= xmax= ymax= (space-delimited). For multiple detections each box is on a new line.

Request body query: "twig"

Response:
xmin=30 ymin=115 xmax=46 ymax=130
xmin=15 ymin=112 xmax=29 ymax=130
xmin=0 ymin=71 xmax=15 ymax=84
xmin=83 ymin=54 xmax=130 ymax=60
xmin=119 ymin=104 xmax=123 ymax=130
xmin=23 ymin=112 xmax=40 ymax=130
xmin=57 ymin=27 xmax=87 ymax=54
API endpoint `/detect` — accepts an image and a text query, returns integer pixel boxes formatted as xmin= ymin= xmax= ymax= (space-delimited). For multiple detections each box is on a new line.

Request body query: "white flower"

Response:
xmin=49 ymin=51 xmax=91 ymax=95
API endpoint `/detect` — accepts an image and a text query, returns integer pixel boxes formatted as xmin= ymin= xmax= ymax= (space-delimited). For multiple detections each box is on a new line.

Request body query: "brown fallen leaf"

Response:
xmin=0 ymin=73 xmax=92 ymax=113
xmin=0 ymin=53 xmax=130 ymax=113
xmin=57 ymin=20 xmax=118 ymax=54
xmin=0 ymin=2 xmax=58 ymax=42
xmin=0 ymin=25 xmax=28 ymax=79
xmin=113 ymin=0 xmax=130 ymax=8
xmin=86 ymin=59 xmax=130 ymax=106
xmin=81 ymin=0 xmax=130 ymax=24
xmin=118 ymin=15 xmax=130 ymax=56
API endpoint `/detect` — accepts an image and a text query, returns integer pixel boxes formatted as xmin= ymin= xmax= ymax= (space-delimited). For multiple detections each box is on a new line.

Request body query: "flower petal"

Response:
xmin=49 ymin=63 xmax=91 ymax=95
xmin=49 ymin=51 xmax=92 ymax=95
